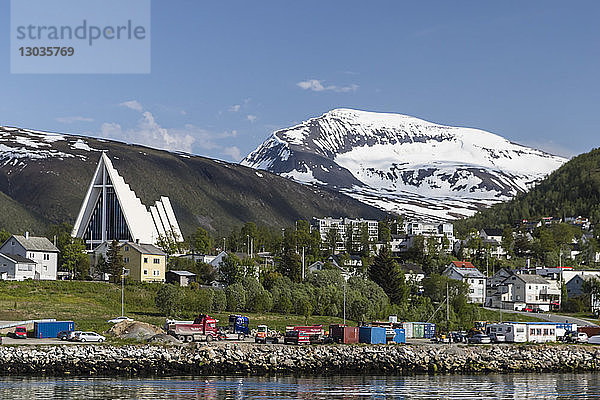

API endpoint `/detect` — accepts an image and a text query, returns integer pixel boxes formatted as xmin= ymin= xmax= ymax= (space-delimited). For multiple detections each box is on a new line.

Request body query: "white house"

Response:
xmin=0 ymin=253 xmax=37 ymax=281
xmin=443 ymin=261 xmax=486 ymax=304
xmin=0 ymin=233 xmax=59 ymax=280
xmin=496 ymin=274 xmax=561 ymax=311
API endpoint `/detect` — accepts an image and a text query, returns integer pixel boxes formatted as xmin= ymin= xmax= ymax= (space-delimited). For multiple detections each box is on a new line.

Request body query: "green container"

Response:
xmin=413 ymin=323 xmax=425 ymax=338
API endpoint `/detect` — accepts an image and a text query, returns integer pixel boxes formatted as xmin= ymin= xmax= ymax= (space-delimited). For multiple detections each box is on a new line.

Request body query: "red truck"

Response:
xmin=13 ymin=326 xmax=27 ymax=339
xmin=166 ymin=314 xmax=218 ymax=343
xmin=288 ymin=325 xmax=324 ymax=344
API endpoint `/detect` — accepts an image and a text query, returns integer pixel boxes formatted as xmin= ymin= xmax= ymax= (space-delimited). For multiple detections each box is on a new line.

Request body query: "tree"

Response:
xmin=378 ymin=220 xmax=391 ymax=243
xmin=106 ymin=240 xmax=125 ymax=283
xmin=368 ymin=246 xmax=408 ymax=305
xmin=62 ymin=238 xmax=89 ymax=279
xmin=155 ymin=284 xmax=183 ymax=317
xmin=219 ymin=253 xmax=243 ymax=285
xmin=190 ymin=227 xmax=211 ymax=254
xmin=325 ymin=228 xmax=340 ymax=256
xmin=344 ymin=225 xmax=354 ymax=254
xmin=226 ymin=282 xmax=246 ymax=311
xmin=309 ymin=229 xmax=322 ymax=259
xmin=501 ymin=227 xmax=514 ymax=258
xmin=156 ymin=233 xmax=180 ymax=258
xmin=279 ymin=248 xmax=302 ymax=282
xmin=0 ymin=229 xmax=11 ymax=244
xmin=359 ymin=223 xmax=370 ymax=256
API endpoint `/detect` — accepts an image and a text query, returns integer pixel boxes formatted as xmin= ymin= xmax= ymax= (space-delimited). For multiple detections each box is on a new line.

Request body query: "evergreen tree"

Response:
xmin=325 ymin=227 xmax=340 ymax=256
xmin=106 ymin=240 xmax=125 ymax=283
xmin=368 ymin=246 xmax=407 ymax=305
xmin=279 ymin=248 xmax=302 ymax=282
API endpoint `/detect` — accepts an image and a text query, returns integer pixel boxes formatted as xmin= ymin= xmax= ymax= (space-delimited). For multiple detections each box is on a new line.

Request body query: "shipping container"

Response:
xmin=34 ymin=321 xmax=75 ymax=339
xmin=359 ymin=326 xmax=386 ymax=344
xmin=423 ymin=323 xmax=436 ymax=339
xmin=412 ymin=323 xmax=425 ymax=338
xmin=329 ymin=325 xmax=359 ymax=344
xmin=393 ymin=328 xmax=405 ymax=344
xmin=402 ymin=322 xmax=413 ymax=339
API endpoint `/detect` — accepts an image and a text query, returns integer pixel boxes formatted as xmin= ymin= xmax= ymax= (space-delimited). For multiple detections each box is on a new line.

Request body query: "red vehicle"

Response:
xmin=167 ymin=314 xmax=218 ymax=343
xmin=289 ymin=325 xmax=324 ymax=343
xmin=284 ymin=330 xmax=310 ymax=345
xmin=13 ymin=326 xmax=27 ymax=339
xmin=522 ymin=307 xmax=533 ymax=312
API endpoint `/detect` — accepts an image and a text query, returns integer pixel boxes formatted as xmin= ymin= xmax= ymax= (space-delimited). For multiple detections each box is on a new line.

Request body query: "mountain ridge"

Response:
xmin=242 ymin=108 xmax=567 ymax=221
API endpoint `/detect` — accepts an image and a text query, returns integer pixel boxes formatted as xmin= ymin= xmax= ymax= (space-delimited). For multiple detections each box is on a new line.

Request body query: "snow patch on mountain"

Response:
xmin=242 ymin=109 xmax=568 ymax=221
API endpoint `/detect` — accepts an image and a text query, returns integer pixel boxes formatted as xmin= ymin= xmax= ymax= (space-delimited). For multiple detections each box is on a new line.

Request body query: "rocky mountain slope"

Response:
xmin=242 ymin=109 xmax=567 ymax=220
xmin=0 ymin=126 xmax=387 ymax=236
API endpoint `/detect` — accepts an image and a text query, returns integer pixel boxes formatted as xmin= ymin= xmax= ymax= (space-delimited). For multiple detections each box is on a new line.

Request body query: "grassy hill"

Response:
xmin=455 ymin=148 xmax=600 ymax=235
xmin=0 ymin=127 xmax=388 ymax=237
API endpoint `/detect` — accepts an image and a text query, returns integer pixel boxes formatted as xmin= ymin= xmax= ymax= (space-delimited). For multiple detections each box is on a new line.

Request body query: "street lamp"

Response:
xmin=121 ymin=266 xmax=125 ymax=317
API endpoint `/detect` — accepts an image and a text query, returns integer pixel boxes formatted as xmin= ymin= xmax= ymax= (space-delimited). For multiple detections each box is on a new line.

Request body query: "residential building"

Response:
xmin=0 ymin=233 xmax=59 ymax=280
xmin=443 ymin=261 xmax=486 ymax=304
xmin=120 ymin=242 xmax=166 ymax=283
xmin=401 ymin=220 xmax=455 ymax=253
xmin=311 ymin=217 xmax=378 ymax=253
xmin=166 ymin=270 xmax=196 ymax=287
xmin=72 ymin=153 xmax=183 ymax=249
xmin=479 ymin=228 xmax=508 ymax=258
xmin=0 ymin=253 xmax=37 ymax=281
xmin=492 ymin=274 xmax=561 ymax=311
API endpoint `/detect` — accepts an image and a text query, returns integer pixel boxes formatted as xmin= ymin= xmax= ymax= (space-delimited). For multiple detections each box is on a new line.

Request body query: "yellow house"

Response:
xmin=120 ymin=242 xmax=166 ymax=283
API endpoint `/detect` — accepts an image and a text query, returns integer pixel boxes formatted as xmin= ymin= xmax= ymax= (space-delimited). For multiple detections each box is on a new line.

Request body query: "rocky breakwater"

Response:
xmin=1 ymin=343 xmax=600 ymax=376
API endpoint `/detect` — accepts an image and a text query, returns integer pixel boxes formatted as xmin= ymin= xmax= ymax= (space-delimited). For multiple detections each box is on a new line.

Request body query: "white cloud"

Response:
xmin=222 ymin=146 xmax=242 ymax=161
xmin=229 ymin=104 xmax=241 ymax=112
xmin=119 ymin=100 xmax=143 ymax=112
xmin=101 ymin=111 xmax=195 ymax=153
xmin=296 ymin=79 xmax=358 ymax=93
xmin=247 ymin=115 xmax=257 ymax=123
xmin=56 ymin=116 xmax=94 ymax=124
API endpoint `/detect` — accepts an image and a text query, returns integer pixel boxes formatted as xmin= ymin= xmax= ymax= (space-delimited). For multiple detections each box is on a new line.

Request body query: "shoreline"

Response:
xmin=1 ymin=343 xmax=600 ymax=377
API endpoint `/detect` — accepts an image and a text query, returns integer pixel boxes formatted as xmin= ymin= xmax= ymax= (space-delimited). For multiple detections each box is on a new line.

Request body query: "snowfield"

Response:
xmin=242 ymin=109 xmax=567 ymax=221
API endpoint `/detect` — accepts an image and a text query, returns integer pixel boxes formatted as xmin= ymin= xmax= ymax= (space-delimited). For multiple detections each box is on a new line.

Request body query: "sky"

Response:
xmin=1 ymin=0 xmax=599 ymax=161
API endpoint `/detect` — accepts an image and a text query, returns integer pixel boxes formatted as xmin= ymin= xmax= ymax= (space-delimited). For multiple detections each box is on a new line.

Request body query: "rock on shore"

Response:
xmin=1 ymin=343 xmax=599 ymax=376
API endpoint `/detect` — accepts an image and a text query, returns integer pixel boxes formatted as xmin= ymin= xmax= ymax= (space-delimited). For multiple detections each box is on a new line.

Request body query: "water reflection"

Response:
xmin=0 ymin=373 xmax=599 ymax=399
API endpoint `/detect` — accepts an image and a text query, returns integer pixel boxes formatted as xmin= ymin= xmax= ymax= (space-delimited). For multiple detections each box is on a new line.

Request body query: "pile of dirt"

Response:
xmin=147 ymin=333 xmax=183 ymax=344
xmin=108 ymin=321 xmax=164 ymax=341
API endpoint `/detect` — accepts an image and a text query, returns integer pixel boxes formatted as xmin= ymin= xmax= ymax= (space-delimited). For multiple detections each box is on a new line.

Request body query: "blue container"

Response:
xmin=423 ymin=323 xmax=436 ymax=339
xmin=34 ymin=321 xmax=75 ymax=339
xmin=359 ymin=326 xmax=386 ymax=344
xmin=393 ymin=328 xmax=405 ymax=344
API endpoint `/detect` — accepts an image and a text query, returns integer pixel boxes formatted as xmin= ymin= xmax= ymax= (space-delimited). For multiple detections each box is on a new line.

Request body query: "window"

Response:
xmin=530 ymin=328 xmax=535 ymax=335
xmin=143 ymin=269 xmax=148 ymax=275
xmin=125 ymin=246 xmax=129 ymax=251
xmin=153 ymin=270 xmax=160 ymax=276
xmin=536 ymin=329 xmax=542 ymax=335
xmin=469 ymin=289 xmax=474 ymax=294
xmin=43 ymin=254 xmax=50 ymax=261
xmin=153 ymin=258 xmax=160 ymax=264
xmin=124 ymin=257 xmax=130 ymax=263
xmin=543 ymin=329 xmax=548 ymax=335
xmin=144 ymin=257 xmax=148 ymax=263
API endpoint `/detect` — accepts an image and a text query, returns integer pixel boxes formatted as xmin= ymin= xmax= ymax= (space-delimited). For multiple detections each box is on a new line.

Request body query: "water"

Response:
xmin=0 ymin=373 xmax=599 ymax=399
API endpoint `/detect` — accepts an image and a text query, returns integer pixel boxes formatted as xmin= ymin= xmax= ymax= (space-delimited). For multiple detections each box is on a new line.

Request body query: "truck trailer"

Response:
xmin=167 ymin=314 xmax=218 ymax=343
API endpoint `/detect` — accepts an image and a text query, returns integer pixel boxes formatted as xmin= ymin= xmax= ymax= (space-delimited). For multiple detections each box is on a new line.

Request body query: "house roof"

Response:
xmin=399 ymin=262 xmax=425 ymax=275
xmin=450 ymin=260 xmax=476 ymax=269
xmin=482 ymin=228 xmax=503 ymax=237
xmin=0 ymin=253 xmax=35 ymax=264
xmin=450 ymin=267 xmax=486 ymax=279
xmin=168 ymin=270 xmax=196 ymax=277
xmin=513 ymin=274 xmax=549 ymax=284
xmin=8 ymin=235 xmax=59 ymax=252
xmin=122 ymin=242 xmax=166 ymax=256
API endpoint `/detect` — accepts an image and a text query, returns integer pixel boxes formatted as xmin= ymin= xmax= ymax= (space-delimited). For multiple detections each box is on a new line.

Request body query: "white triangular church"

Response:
xmin=72 ymin=153 xmax=183 ymax=248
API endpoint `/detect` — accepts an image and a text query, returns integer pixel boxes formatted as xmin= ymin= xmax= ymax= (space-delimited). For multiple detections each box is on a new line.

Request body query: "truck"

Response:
xmin=12 ymin=326 xmax=27 ymax=339
xmin=254 ymin=325 xmax=280 ymax=344
xmin=166 ymin=314 xmax=218 ymax=343
xmin=217 ymin=315 xmax=250 ymax=341
xmin=287 ymin=325 xmax=324 ymax=344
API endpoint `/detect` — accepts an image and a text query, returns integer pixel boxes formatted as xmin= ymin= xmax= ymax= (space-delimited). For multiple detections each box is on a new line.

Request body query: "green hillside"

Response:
xmin=0 ymin=127 xmax=388 ymax=238
xmin=455 ymin=148 xmax=600 ymax=235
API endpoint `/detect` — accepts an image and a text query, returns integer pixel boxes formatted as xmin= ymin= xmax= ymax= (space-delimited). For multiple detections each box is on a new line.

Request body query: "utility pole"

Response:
xmin=301 ymin=247 xmax=305 ymax=280
xmin=222 ymin=238 xmax=226 ymax=252
xmin=446 ymin=282 xmax=450 ymax=328
xmin=343 ymin=275 xmax=346 ymax=325
xmin=121 ymin=266 xmax=125 ymax=317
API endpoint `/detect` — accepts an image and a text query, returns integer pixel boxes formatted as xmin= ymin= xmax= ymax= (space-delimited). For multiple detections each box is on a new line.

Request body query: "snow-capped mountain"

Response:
xmin=242 ymin=109 xmax=568 ymax=220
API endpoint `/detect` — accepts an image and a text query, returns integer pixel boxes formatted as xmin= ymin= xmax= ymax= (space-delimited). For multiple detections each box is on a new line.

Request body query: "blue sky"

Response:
xmin=1 ymin=0 xmax=599 ymax=161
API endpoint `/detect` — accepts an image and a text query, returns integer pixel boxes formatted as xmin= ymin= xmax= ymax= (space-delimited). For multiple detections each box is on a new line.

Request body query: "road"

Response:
xmin=0 ymin=337 xmax=100 ymax=345
xmin=483 ymin=307 xmax=598 ymax=327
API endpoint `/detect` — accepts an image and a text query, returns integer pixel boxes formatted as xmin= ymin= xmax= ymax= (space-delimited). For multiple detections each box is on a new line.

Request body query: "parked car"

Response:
xmin=468 ymin=334 xmax=492 ymax=344
xmin=67 ymin=331 xmax=82 ymax=341
xmin=522 ymin=307 xmax=533 ymax=312
xmin=566 ymin=332 xmax=589 ymax=343
xmin=57 ymin=330 xmax=72 ymax=341
xmin=531 ymin=307 xmax=543 ymax=313
xmin=107 ymin=316 xmax=133 ymax=324
xmin=451 ymin=331 xmax=468 ymax=343
xmin=73 ymin=332 xmax=106 ymax=342
xmin=489 ymin=333 xmax=506 ymax=343
xmin=12 ymin=326 xmax=27 ymax=339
